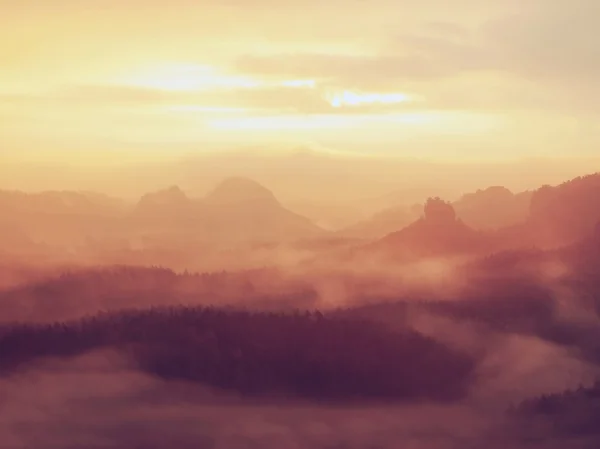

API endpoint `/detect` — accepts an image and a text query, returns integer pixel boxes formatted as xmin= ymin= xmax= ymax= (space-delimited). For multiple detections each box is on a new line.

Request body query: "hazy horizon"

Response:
xmin=3 ymin=150 xmax=600 ymax=202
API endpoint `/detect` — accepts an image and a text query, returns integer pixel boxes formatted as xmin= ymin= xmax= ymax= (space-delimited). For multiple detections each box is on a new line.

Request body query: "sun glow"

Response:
xmin=124 ymin=64 xmax=261 ymax=92
xmin=206 ymin=114 xmax=373 ymax=131
xmin=164 ymin=105 xmax=250 ymax=114
xmin=326 ymin=90 xmax=412 ymax=108
xmin=280 ymin=79 xmax=316 ymax=88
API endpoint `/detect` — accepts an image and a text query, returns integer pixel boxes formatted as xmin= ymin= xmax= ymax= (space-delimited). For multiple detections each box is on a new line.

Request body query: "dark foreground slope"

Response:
xmin=0 ymin=306 xmax=475 ymax=403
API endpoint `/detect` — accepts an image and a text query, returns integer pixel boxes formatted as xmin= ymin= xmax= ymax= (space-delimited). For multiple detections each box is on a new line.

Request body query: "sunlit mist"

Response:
xmin=122 ymin=63 xmax=261 ymax=91
xmin=326 ymin=90 xmax=412 ymax=108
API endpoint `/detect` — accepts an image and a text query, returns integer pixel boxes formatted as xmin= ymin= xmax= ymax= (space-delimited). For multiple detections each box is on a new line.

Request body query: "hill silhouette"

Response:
xmin=4 ymin=172 xmax=600 ymax=268
xmin=454 ymin=186 xmax=532 ymax=230
xmin=0 ymin=190 xmax=127 ymax=249
xmin=338 ymin=205 xmax=420 ymax=239
xmin=197 ymin=177 xmax=325 ymax=243
xmin=342 ymin=186 xmax=532 ymax=239
xmin=358 ymin=198 xmax=490 ymax=261
xmin=528 ymin=173 xmax=600 ymax=246
xmin=204 ymin=177 xmax=280 ymax=206
xmin=131 ymin=178 xmax=325 ymax=243
xmin=346 ymin=172 xmax=600 ymax=255
xmin=133 ymin=186 xmax=198 ymax=226
xmin=0 ymin=178 xmax=327 ymax=255
xmin=0 ymin=190 xmax=126 ymax=216
xmin=485 ymin=172 xmax=600 ymax=250
xmin=135 ymin=186 xmax=192 ymax=212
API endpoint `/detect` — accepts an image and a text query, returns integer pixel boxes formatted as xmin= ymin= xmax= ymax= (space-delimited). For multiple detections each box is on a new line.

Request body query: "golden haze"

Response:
xmin=1 ymin=0 xmax=600 ymax=168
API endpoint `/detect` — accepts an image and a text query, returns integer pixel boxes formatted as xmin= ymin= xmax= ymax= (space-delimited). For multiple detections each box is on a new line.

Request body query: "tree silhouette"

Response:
xmin=0 ymin=306 xmax=476 ymax=403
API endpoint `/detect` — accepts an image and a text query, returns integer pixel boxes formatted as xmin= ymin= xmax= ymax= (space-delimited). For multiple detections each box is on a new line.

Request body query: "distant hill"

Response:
xmin=338 ymin=205 xmax=421 ymax=239
xmin=135 ymin=185 xmax=192 ymax=213
xmin=199 ymin=177 xmax=326 ymax=242
xmin=341 ymin=172 xmax=600 ymax=245
xmin=341 ymin=186 xmax=532 ymax=239
xmin=470 ymin=221 xmax=600 ymax=276
xmin=453 ymin=186 xmax=532 ymax=230
xmin=5 ymin=171 xmax=600 ymax=260
xmin=0 ymin=189 xmax=127 ymax=216
xmin=356 ymin=198 xmax=490 ymax=262
xmin=528 ymin=173 xmax=600 ymax=245
xmin=0 ymin=190 xmax=129 ymax=247
xmin=204 ymin=177 xmax=280 ymax=206
xmin=483 ymin=172 xmax=600 ymax=250
xmin=131 ymin=178 xmax=326 ymax=244
xmin=132 ymin=185 xmax=199 ymax=229
xmin=0 ymin=179 xmax=325 ymax=254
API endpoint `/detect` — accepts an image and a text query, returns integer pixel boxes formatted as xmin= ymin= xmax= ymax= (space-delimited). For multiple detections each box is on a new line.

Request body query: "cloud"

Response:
xmin=238 ymin=1 xmax=599 ymax=82
xmin=482 ymin=0 xmax=600 ymax=82
xmin=236 ymin=53 xmax=453 ymax=88
xmin=4 ymin=0 xmax=599 ymax=117
xmin=4 ymin=83 xmax=422 ymax=116
xmin=233 ymin=1 xmax=600 ymax=114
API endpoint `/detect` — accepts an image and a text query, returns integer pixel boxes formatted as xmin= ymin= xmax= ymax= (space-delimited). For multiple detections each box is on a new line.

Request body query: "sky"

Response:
xmin=1 ymin=0 xmax=600 ymax=165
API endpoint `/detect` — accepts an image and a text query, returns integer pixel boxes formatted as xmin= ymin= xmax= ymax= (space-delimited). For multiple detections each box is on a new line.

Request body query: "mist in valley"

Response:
xmin=2 ymin=169 xmax=600 ymax=448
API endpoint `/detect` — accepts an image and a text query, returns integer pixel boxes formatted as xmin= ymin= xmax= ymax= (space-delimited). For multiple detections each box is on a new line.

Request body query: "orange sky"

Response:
xmin=1 ymin=0 xmax=600 ymax=164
